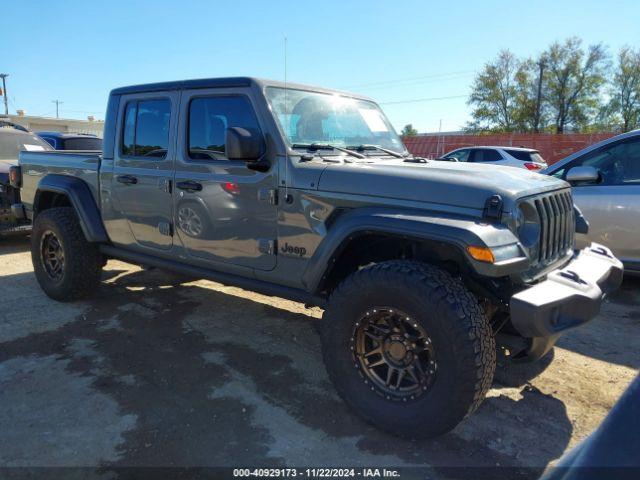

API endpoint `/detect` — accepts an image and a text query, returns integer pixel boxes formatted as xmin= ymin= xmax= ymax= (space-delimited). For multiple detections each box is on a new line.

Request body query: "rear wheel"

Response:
xmin=321 ymin=260 xmax=496 ymax=438
xmin=31 ymin=207 xmax=102 ymax=301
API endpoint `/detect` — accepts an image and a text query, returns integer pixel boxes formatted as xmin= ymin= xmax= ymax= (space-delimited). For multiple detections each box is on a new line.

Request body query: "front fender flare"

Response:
xmin=302 ymin=207 xmax=526 ymax=293
xmin=34 ymin=174 xmax=108 ymax=243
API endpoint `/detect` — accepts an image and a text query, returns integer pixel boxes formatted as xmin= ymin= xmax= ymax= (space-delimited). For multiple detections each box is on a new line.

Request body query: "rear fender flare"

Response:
xmin=34 ymin=174 xmax=108 ymax=243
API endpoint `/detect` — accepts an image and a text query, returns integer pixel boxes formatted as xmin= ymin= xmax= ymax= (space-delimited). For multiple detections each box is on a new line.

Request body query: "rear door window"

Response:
xmin=188 ymin=96 xmax=261 ymax=160
xmin=121 ymin=99 xmax=171 ymax=158
xmin=470 ymin=149 xmax=502 ymax=162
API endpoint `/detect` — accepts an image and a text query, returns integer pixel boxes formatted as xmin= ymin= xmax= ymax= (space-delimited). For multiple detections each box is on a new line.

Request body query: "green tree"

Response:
xmin=401 ymin=124 xmax=418 ymax=136
xmin=608 ymin=46 xmax=640 ymax=132
xmin=468 ymin=50 xmax=520 ymax=132
xmin=543 ymin=38 xmax=609 ymax=133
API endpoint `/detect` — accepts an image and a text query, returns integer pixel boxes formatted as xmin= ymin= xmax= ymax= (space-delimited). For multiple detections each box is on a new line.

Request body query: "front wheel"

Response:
xmin=31 ymin=207 xmax=103 ymax=301
xmin=320 ymin=260 xmax=496 ymax=438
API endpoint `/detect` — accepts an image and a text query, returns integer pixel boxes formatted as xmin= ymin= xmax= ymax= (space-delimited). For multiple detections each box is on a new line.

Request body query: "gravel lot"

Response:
xmin=0 ymin=235 xmax=638 ymax=478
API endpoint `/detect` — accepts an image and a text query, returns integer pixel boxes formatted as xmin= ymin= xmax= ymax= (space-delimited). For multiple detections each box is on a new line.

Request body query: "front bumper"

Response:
xmin=510 ymin=243 xmax=623 ymax=339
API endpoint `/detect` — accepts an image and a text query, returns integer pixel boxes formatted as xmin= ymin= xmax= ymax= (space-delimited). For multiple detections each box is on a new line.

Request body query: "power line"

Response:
xmin=62 ymin=109 xmax=103 ymax=114
xmin=340 ymin=70 xmax=474 ymax=90
xmin=381 ymin=94 xmax=467 ymax=106
xmin=7 ymin=96 xmax=19 ymax=112
xmin=353 ymin=73 xmax=474 ymax=92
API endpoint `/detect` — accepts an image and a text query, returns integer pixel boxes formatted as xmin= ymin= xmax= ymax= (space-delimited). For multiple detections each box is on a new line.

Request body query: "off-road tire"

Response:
xmin=31 ymin=207 xmax=102 ymax=301
xmin=320 ymin=260 xmax=496 ymax=438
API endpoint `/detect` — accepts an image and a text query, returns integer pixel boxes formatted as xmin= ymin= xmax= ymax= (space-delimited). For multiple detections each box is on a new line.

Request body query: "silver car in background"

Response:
xmin=544 ymin=130 xmax=640 ymax=275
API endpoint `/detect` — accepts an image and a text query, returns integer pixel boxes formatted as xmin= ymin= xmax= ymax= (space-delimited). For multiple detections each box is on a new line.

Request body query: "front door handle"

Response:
xmin=176 ymin=180 xmax=203 ymax=192
xmin=116 ymin=174 xmax=138 ymax=185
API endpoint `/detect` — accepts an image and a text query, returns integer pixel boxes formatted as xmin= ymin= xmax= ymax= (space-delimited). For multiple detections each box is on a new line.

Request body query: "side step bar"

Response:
xmin=100 ymin=245 xmax=327 ymax=308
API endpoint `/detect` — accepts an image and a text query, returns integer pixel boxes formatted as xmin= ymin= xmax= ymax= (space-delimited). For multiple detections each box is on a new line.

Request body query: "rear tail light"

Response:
xmin=524 ymin=162 xmax=542 ymax=171
xmin=9 ymin=165 xmax=21 ymax=188
xmin=221 ymin=182 xmax=240 ymax=195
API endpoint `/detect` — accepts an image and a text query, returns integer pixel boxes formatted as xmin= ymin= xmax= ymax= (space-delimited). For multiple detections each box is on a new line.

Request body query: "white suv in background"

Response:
xmin=441 ymin=146 xmax=548 ymax=171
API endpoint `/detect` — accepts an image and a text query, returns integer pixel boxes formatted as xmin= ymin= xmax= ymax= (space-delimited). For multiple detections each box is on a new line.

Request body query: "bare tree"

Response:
xmin=544 ymin=38 xmax=609 ymax=133
xmin=608 ymin=46 xmax=640 ymax=132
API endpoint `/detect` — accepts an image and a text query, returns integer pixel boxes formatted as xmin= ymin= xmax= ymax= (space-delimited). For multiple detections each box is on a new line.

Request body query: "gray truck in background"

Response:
xmin=12 ymin=77 xmax=623 ymax=438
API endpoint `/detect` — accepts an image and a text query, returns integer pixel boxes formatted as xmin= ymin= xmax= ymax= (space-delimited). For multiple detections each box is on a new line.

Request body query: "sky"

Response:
xmin=2 ymin=0 xmax=639 ymax=133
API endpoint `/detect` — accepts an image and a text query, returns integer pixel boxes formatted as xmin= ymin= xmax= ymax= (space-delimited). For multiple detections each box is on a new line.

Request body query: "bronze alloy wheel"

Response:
xmin=40 ymin=230 xmax=65 ymax=282
xmin=352 ymin=307 xmax=437 ymax=401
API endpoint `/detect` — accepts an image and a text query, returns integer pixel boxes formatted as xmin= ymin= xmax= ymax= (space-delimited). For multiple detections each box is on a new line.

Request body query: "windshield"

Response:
xmin=266 ymin=87 xmax=406 ymax=154
xmin=0 ymin=130 xmax=52 ymax=160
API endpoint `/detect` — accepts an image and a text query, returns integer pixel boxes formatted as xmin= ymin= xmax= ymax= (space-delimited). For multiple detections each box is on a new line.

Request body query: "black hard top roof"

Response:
xmin=109 ymin=77 xmax=373 ymax=101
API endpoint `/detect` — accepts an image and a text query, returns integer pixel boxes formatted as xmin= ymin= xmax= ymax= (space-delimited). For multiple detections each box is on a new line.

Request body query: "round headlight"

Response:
xmin=517 ymin=203 xmax=541 ymax=248
xmin=514 ymin=206 xmax=525 ymax=230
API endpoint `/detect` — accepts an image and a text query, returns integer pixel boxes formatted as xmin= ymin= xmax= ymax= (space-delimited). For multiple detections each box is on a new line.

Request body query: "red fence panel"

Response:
xmin=402 ymin=133 xmax=616 ymax=165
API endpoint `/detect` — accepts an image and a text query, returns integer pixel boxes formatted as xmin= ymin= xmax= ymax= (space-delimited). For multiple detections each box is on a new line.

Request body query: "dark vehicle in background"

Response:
xmin=544 ymin=129 xmax=640 ymax=275
xmin=0 ymin=127 xmax=52 ymax=234
xmin=37 ymin=131 xmax=102 ymax=151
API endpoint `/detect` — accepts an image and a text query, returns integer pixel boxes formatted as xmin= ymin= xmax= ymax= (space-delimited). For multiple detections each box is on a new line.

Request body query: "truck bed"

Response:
xmin=18 ymin=150 xmax=102 ymax=213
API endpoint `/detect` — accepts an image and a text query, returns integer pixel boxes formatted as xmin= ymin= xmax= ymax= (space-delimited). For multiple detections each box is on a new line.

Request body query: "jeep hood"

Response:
xmin=317 ymin=159 xmax=567 ymax=211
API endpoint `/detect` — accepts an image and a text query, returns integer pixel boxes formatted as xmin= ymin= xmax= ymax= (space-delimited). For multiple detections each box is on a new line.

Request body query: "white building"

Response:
xmin=0 ymin=112 xmax=104 ymax=137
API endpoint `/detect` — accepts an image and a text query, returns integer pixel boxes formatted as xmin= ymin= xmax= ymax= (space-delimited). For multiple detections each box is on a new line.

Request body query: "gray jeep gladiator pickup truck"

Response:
xmin=12 ymin=77 xmax=623 ymax=438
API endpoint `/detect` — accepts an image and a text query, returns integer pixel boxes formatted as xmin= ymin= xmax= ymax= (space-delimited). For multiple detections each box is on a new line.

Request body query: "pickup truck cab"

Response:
xmin=12 ymin=77 xmax=623 ymax=438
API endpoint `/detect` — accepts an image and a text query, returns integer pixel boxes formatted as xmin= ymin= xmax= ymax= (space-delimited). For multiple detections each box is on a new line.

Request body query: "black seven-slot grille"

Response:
xmin=530 ymin=190 xmax=575 ymax=266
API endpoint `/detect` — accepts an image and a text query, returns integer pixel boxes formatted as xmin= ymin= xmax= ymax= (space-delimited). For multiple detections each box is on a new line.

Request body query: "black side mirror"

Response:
xmin=225 ymin=127 xmax=264 ymax=162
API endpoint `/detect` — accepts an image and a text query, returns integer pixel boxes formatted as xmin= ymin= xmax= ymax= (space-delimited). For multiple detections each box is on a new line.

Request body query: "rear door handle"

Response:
xmin=176 ymin=180 xmax=203 ymax=192
xmin=116 ymin=175 xmax=138 ymax=185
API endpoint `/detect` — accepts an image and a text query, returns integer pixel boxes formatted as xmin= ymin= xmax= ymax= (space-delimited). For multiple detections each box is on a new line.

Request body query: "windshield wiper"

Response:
xmin=347 ymin=144 xmax=407 ymax=159
xmin=291 ymin=143 xmax=366 ymax=159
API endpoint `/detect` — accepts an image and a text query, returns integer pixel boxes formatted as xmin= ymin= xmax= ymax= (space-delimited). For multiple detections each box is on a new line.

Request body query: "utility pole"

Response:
xmin=52 ymin=99 xmax=64 ymax=118
xmin=0 ymin=74 xmax=8 ymax=116
xmin=533 ymin=58 xmax=546 ymax=133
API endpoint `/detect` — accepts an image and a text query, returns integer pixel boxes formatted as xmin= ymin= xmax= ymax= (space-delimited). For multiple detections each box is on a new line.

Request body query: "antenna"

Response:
xmin=284 ymin=36 xmax=289 ymax=200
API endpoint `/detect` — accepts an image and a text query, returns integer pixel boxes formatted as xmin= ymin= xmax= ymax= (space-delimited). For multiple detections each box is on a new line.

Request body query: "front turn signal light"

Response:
xmin=467 ymin=246 xmax=495 ymax=263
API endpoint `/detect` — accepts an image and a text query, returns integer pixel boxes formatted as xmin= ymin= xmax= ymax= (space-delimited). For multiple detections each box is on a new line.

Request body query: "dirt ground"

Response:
xmin=0 ymin=235 xmax=638 ymax=478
